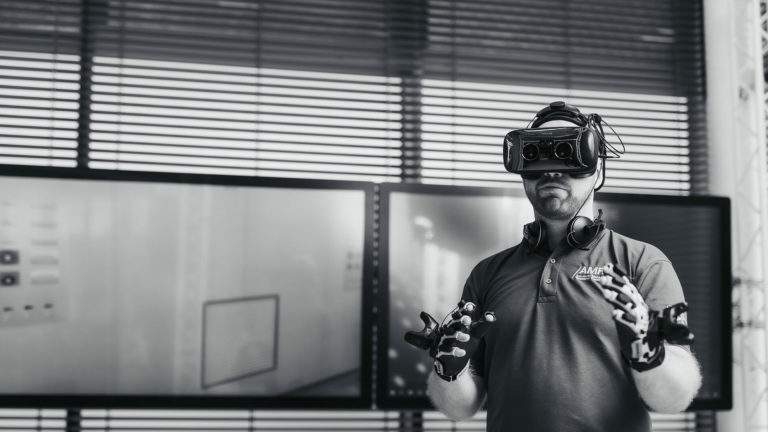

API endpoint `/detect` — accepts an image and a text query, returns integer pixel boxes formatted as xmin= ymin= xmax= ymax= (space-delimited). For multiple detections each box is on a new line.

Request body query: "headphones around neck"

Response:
xmin=523 ymin=209 xmax=605 ymax=250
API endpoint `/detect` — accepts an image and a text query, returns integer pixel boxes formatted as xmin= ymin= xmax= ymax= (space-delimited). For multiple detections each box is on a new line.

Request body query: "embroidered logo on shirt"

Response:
xmin=571 ymin=265 xmax=605 ymax=281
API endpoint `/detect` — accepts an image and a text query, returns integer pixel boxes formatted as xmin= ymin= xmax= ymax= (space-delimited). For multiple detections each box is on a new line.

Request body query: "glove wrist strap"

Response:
xmin=629 ymin=344 xmax=666 ymax=372
xmin=434 ymin=360 xmax=471 ymax=382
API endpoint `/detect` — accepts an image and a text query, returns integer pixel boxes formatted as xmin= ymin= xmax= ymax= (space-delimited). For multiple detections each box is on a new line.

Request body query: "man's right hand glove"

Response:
xmin=595 ymin=264 xmax=694 ymax=372
xmin=404 ymin=300 xmax=496 ymax=381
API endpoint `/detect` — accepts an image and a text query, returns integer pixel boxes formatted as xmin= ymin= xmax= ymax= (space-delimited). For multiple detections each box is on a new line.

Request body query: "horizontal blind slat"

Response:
xmin=0 ymin=0 xmax=81 ymax=168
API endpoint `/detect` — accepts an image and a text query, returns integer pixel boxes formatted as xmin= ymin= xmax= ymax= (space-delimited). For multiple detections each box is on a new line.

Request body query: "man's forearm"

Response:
xmin=632 ymin=344 xmax=702 ymax=413
xmin=426 ymin=366 xmax=486 ymax=421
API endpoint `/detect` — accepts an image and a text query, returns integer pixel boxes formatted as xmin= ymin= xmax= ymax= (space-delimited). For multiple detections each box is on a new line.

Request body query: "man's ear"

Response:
xmin=594 ymin=159 xmax=604 ymax=190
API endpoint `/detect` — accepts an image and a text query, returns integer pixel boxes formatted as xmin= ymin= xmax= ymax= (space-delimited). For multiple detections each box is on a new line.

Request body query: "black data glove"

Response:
xmin=595 ymin=263 xmax=694 ymax=372
xmin=404 ymin=300 xmax=496 ymax=381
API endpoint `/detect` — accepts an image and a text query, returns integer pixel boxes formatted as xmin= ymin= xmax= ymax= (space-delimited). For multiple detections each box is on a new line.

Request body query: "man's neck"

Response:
xmin=540 ymin=218 xmax=569 ymax=251
xmin=536 ymin=203 xmax=595 ymax=251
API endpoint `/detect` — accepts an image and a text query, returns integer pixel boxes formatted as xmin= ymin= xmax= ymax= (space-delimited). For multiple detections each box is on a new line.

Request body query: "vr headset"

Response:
xmin=503 ymin=126 xmax=599 ymax=176
xmin=503 ymin=101 xmax=619 ymax=177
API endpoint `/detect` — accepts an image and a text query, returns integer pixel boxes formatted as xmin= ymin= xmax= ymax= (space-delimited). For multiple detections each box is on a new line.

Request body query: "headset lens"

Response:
xmin=522 ymin=144 xmax=539 ymax=161
xmin=553 ymin=142 xmax=573 ymax=160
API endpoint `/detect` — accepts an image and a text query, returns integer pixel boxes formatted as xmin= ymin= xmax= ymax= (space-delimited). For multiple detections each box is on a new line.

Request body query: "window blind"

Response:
xmin=85 ymin=0 xmax=403 ymax=182
xmin=416 ymin=0 xmax=706 ymax=194
xmin=0 ymin=0 xmax=706 ymax=193
xmin=0 ymin=0 xmax=81 ymax=167
xmin=0 ymin=409 xmax=712 ymax=432
xmin=419 ymin=83 xmax=691 ymax=193
xmin=0 ymin=409 xmax=67 ymax=430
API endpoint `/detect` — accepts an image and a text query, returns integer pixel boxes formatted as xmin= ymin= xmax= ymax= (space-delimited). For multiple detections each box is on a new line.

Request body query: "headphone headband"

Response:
xmin=530 ymin=101 xmax=588 ymax=128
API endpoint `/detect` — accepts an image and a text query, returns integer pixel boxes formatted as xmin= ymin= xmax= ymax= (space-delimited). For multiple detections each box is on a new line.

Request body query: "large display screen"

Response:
xmin=379 ymin=183 xmax=731 ymax=410
xmin=0 ymin=171 xmax=372 ymax=408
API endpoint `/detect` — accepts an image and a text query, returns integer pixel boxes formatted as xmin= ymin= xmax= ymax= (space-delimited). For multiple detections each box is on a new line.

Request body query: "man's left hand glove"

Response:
xmin=595 ymin=263 xmax=694 ymax=372
xmin=404 ymin=301 xmax=495 ymax=381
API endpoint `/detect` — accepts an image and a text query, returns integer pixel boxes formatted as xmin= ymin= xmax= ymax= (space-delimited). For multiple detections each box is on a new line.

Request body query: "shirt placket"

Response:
xmin=538 ymin=254 xmax=560 ymax=303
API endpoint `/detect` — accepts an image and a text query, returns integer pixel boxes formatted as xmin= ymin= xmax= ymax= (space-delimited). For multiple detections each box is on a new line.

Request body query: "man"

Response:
xmin=408 ymin=102 xmax=702 ymax=431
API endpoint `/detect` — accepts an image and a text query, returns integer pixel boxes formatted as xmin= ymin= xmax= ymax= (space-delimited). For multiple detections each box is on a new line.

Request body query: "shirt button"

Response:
xmin=545 ymin=278 xmax=552 ymax=284
xmin=549 ymin=258 xmax=556 ymax=264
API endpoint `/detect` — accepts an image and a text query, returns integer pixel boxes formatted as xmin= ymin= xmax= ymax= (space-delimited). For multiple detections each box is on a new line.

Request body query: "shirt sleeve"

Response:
xmin=634 ymin=255 xmax=692 ymax=351
xmin=635 ymin=258 xmax=686 ymax=311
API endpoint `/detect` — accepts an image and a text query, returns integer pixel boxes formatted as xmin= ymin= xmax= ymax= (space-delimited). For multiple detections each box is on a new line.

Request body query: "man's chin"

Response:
xmin=536 ymin=200 xmax=574 ymax=220
xmin=539 ymin=211 xmax=574 ymax=221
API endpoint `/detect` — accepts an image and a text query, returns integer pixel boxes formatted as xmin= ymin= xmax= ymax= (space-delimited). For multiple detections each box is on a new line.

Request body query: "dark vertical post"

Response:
xmin=672 ymin=0 xmax=708 ymax=195
xmin=65 ymin=409 xmax=81 ymax=432
xmin=398 ymin=410 xmax=424 ymax=432
xmin=695 ymin=411 xmax=718 ymax=432
xmin=371 ymin=183 xmax=380 ymax=406
xmin=388 ymin=0 xmax=428 ymax=183
xmin=76 ymin=0 xmax=93 ymax=169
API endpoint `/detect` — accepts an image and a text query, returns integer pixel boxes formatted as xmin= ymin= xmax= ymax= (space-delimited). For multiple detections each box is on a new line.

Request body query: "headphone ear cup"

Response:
xmin=523 ymin=221 xmax=545 ymax=249
xmin=567 ymin=216 xmax=592 ymax=248
xmin=566 ymin=216 xmax=604 ymax=248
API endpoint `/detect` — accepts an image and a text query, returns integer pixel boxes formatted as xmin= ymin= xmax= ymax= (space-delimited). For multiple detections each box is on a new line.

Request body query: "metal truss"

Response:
xmin=728 ymin=0 xmax=768 ymax=431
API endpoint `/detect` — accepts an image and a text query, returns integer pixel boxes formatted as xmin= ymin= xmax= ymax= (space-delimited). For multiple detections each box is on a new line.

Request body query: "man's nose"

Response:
xmin=542 ymin=172 xmax=563 ymax=178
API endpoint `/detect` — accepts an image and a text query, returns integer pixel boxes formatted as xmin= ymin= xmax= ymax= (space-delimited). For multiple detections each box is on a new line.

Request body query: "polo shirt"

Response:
xmin=461 ymin=228 xmax=686 ymax=432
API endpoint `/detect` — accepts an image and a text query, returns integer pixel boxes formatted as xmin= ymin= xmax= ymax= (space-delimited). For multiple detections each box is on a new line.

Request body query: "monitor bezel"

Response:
xmin=0 ymin=165 xmax=375 ymax=409
xmin=376 ymin=182 xmax=732 ymax=411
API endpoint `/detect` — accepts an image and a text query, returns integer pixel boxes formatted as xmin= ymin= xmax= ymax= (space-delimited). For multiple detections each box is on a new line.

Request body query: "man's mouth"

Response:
xmin=538 ymin=183 xmax=568 ymax=192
